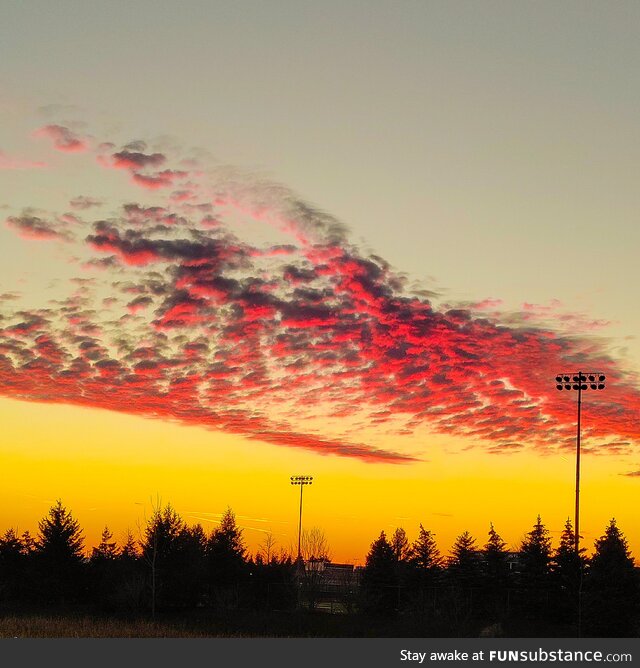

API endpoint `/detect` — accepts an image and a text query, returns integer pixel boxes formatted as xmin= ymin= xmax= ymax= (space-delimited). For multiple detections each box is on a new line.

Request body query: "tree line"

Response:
xmin=0 ymin=501 xmax=638 ymax=636
xmin=361 ymin=517 xmax=639 ymax=636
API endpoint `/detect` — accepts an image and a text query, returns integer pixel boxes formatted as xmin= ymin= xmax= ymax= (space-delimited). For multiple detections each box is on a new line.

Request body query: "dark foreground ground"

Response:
xmin=0 ymin=605 xmax=583 ymax=638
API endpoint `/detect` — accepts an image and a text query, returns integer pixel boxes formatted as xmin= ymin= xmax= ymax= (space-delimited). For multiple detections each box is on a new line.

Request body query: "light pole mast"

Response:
xmin=290 ymin=475 xmax=313 ymax=561
xmin=554 ymin=371 xmax=605 ymax=552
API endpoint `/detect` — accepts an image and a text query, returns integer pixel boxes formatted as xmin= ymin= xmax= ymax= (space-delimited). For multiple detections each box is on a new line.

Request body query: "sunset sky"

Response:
xmin=1 ymin=1 xmax=639 ymax=564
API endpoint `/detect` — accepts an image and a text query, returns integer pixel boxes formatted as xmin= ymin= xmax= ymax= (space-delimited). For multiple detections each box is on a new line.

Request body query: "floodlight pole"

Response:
xmin=555 ymin=371 xmax=605 ymax=554
xmin=555 ymin=371 xmax=605 ymax=639
xmin=297 ymin=483 xmax=303 ymax=559
xmin=290 ymin=476 xmax=313 ymax=562
xmin=575 ymin=380 xmax=582 ymax=554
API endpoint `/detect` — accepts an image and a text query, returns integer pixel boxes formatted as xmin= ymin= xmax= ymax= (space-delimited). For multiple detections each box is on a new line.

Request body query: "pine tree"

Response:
xmin=411 ymin=524 xmax=443 ymax=572
xmin=518 ymin=515 xmax=552 ymax=618
xmin=481 ymin=523 xmax=510 ymax=621
xmin=550 ymin=518 xmax=587 ymax=628
xmin=391 ymin=527 xmax=411 ymax=562
xmin=0 ymin=529 xmax=25 ymax=600
xmin=484 ymin=523 xmax=509 ymax=582
xmin=448 ymin=531 xmax=481 ymax=589
xmin=119 ymin=529 xmax=139 ymax=560
xmin=141 ymin=502 xmax=187 ymax=613
xmin=34 ymin=499 xmax=85 ymax=601
xmin=20 ymin=530 xmax=36 ymax=555
xmin=92 ymin=526 xmax=118 ymax=561
xmin=552 ymin=518 xmax=586 ymax=589
xmin=584 ymin=518 xmax=638 ymax=636
xmin=519 ymin=515 xmax=552 ymax=582
xmin=361 ymin=531 xmax=398 ymax=615
xmin=207 ymin=507 xmax=247 ymax=606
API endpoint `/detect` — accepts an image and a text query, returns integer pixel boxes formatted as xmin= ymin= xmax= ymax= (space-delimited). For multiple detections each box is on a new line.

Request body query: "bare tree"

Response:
xmin=301 ymin=527 xmax=330 ymax=562
xmin=257 ymin=531 xmax=277 ymax=564
xmin=299 ymin=527 xmax=331 ymax=610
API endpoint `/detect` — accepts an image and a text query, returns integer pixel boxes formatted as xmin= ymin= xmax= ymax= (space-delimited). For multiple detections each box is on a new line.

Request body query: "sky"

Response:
xmin=1 ymin=1 xmax=639 ymax=563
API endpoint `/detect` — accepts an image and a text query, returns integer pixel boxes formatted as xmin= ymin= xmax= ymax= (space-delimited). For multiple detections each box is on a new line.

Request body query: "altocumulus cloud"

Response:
xmin=1 ymin=122 xmax=639 ymax=463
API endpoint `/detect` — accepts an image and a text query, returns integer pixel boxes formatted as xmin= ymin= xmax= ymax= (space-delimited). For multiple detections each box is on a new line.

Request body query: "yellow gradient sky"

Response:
xmin=2 ymin=396 xmax=637 ymax=563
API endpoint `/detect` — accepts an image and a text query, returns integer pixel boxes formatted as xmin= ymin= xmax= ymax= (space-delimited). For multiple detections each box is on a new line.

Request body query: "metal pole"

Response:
xmin=297 ymin=482 xmax=304 ymax=561
xmin=575 ymin=375 xmax=582 ymax=554
xmin=576 ymin=374 xmax=583 ymax=639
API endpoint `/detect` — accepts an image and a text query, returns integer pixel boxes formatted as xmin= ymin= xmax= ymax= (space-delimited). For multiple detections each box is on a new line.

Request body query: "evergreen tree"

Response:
xmin=361 ymin=531 xmax=398 ymax=615
xmin=411 ymin=524 xmax=443 ymax=572
xmin=482 ymin=523 xmax=510 ymax=621
xmin=518 ymin=515 xmax=552 ymax=618
xmin=91 ymin=526 xmax=118 ymax=561
xmin=447 ymin=531 xmax=480 ymax=607
xmin=552 ymin=518 xmax=586 ymax=589
xmin=114 ymin=529 xmax=144 ymax=612
xmin=0 ymin=529 xmax=25 ymax=600
xmin=551 ymin=518 xmax=587 ymax=628
xmin=119 ymin=529 xmax=139 ymax=560
xmin=34 ymin=500 xmax=86 ymax=601
xmin=207 ymin=507 xmax=247 ymax=607
xmin=141 ymin=502 xmax=187 ymax=613
xmin=448 ymin=531 xmax=480 ymax=574
xmin=89 ymin=526 xmax=119 ymax=608
xmin=519 ymin=515 xmax=552 ymax=582
xmin=584 ymin=519 xmax=638 ymax=636
xmin=20 ymin=530 xmax=36 ymax=555
xmin=391 ymin=527 xmax=411 ymax=562
xmin=484 ymin=523 xmax=509 ymax=582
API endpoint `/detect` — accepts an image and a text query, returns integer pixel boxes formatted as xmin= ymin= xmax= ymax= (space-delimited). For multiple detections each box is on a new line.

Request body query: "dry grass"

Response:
xmin=0 ymin=615 xmax=229 ymax=638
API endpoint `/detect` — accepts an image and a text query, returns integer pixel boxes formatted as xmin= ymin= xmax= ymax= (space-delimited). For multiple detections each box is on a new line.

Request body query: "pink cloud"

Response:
xmin=33 ymin=125 xmax=89 ymax=153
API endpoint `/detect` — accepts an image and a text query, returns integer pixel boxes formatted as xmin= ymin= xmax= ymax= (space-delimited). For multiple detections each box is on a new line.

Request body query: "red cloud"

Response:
xmin=2 ymin=127 xmax=640 ymax=464
xmin=33 ymin=125 xmax=88 ymax=152
xmin=112 ymin=150 xmax=166 ymax=170
xmin=132 ymin=169 xmax=187 ymax=190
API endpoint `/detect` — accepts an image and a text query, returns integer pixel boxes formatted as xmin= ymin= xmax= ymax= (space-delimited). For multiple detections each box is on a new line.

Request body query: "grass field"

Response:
xmin=0 ymin=607 xmax=382 ymax=638
xmin=0 ymin=614 xmax=230 ymax=638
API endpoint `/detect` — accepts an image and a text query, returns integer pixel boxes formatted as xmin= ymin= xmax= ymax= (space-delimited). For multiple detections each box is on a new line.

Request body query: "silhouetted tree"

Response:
xmin=34 ymin=500 xmax=85 ymax=602
xmin=114 ymin=529 xmax=144 ymax=611
xmin=20 ymin=530 xmax=36 ymax=555
xmin=170 ymin=522 xmax=207 ymax=607
xmin=89 ymin=526 xmax=119 ymax=609
xmin=552 ymin=518 xmax=587 ymax=620
xmin=482 ymin=523 xmax=510 ymax=621
xmin=300 ymin=527 xmax=331 ymax=610
xmin=406 ymin=524 xmax=444 ymax=614
xmin=391 ymin=527 xmax=411 ymax=562
xmin=0 ymin=529 xmax=26 ymax=600
xmin=518 ymin=515 xmax=552 ymax=617
xmin=207 ymin=507 xmax=247 ymax=608
xmin=584 ymin=519 xmax=638 ymax=636
xmin=390 ymin=527 xmax=413 ymax=607
xmin=141 ymin=502 xmax=188 ymax=613
xmin=445 ymin=531 xmax=482 ymax=629
xmin=411 ymin=524 xmax=443 ymax=572
xmin=92 ymin=526 xmax=118 ymax=561
xmin=484 ymin=523 xmax=509 ymax=583
xmin=257 ymin=531 xmax=277 ymax=564
xmin=361 ymin=531 xmax=398 ymax=615
xmin=448 ymin=531 xmax=481 ymax=584
xmin=120 ymin=529 xmax=139 ymax=560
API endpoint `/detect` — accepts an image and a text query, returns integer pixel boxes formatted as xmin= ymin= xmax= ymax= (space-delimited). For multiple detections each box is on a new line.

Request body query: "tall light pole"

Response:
xmin=554 ymin=372 xmax=606 ymax=553
xmin=290 ymin=475 xmax=313 ymax=562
